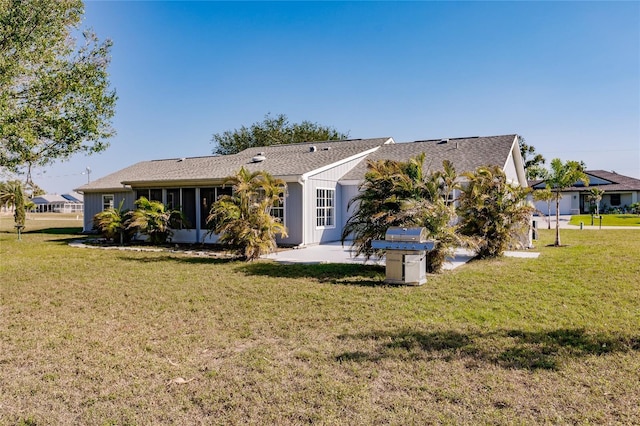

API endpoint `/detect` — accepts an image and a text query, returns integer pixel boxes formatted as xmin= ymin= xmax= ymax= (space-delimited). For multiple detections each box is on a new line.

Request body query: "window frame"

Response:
xmin=610 ymin=193 xmax=621 ymax=206
xmin=102 ymin=194 xmax=114 ymax=211
xmin=315 ymin=187 xmax=335 ymax=229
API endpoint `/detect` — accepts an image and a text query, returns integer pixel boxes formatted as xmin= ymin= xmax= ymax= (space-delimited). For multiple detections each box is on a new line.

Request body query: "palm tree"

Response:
xmin=92 ymin=199 xmax=131 ymax=245
xmin=205 ymin=168 xmax=288 ymax=261
xmin=0 ymin=180 xmax=23 ymax=212
xmin=457 ymin=165 xmax=535 ymax=258
xmin=127 ymin=197 xmax=189 ymax=245
xmin=342 ymin=155 xmax=463 ymax=273
xmin=587 ymin=187 xmax=605 ymax=216
xmin=546 ymin=158 xmax=589 ymax=246
xmin=0 ymin=180 xmax=27 ymax=228
xmin=533 ymin=185 xmax=554 ymax=229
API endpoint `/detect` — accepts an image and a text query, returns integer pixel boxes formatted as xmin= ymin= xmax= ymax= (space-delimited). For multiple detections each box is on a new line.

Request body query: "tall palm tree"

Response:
xmin=546 ymin=159 xmax=589 ymax=246
xmin=205 ymin=168 xmax=288 ymax=261
xmin=127 ymin=197 xmax=189 ymax=245
xmin=457 ymin=165 xmax=535 ymax=258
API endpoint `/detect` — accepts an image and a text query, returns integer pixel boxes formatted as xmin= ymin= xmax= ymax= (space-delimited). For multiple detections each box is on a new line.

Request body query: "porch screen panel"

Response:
xmin=182 ymin=188 xmax=196 ymax=229
xmin=200 ymin=188 xmax=216 ymax=229
xmin=149 ymin=189 xmax=162 ymax=202
xmin=166 ymin=188 xmax=181 ymax=210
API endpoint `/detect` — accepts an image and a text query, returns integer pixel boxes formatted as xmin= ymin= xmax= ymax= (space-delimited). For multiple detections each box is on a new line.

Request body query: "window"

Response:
xmin=256 ymin=187 xmax=286 ymax=224
xmin=610 ymin=194 xmax=621 ymax=206
xmin=102 ymin=194 xmax=114 ymax=211
xmin=443 ymin=190 xmax=455 ymax=206
xmin=271 ymin=197 xmax=285 ymax=223
xmin=316 ymin=188 xmax=335 ymax=228
xmin=135 ymin=189 xmax=162 ymax=202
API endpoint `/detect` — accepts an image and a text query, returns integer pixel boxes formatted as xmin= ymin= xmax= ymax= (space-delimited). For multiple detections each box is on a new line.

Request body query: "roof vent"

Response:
xmin=322 ymin=147 xmax=331 ymax=151
xmin=251 ymin=155 xmax=266 ymax=163
xmin=177 ymin=158 xmax=186 ymax=162
xmin=309 ymin=146 xmax=317 ymax=152
xmin=438 ymin=138 xmax=449 ymax=144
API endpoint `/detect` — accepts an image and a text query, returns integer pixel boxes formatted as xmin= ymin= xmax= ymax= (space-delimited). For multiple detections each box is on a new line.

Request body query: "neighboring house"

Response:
xmin=76 ymin=134 xmax=527 ymax=246
xmin=530 ymin=170 xmax=640 ymax=215
xmin=32 ymin=192 xmax=84 ymax=213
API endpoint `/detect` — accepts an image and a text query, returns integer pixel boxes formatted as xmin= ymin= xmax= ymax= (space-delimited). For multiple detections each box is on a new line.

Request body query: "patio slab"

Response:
xmin=262 ymin=243 xmax=537 ymax=269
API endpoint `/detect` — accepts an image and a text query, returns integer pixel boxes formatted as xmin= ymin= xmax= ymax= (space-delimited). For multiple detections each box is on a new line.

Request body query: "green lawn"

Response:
xmin=1 ymin=215 xmax=639 ymax=424
xmin=569 ymin=214 xmax=640 ymax=226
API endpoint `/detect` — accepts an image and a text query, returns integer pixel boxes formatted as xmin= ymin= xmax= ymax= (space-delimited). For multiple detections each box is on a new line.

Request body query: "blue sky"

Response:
xmin=36 ymin=1 xmax=639 ymax=194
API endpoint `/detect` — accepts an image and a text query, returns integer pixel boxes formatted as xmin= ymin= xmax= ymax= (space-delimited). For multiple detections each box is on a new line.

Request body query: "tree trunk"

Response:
xmin=547 ymin=202 xmax=551 ymax=229
xmin=555 ymin=195 xmax=561 ymax=246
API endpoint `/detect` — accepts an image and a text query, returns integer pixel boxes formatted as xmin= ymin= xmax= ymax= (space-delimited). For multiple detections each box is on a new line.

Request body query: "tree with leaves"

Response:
xmin=545 ymin=158 xmax=589 ymax=246
xmin=587 ymin=187 xmax=605 ymax=216
xmin=0 ymin=0 xmax=117 ymax=184
xmin=457 ymin=165 xmax=535 ymax=258
xmin=211 ymin=113 xmax=349 ymax=155
xmin=519 ymin=137 xmax=546 ymax=180
xmin=127 ymin=197 xmax=189 ymax=245
xmin=342 ymin=155 xmax=464 ymax=273
xmin=13 ymin=180 xmax=25 ymax=228
xmin=206 ymin=167 xmax=288 ymax=261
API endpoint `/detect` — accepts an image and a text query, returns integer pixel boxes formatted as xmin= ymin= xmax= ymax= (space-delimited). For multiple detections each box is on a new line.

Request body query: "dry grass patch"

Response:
xmin=1 ymin=216 xmax=639 ymax=424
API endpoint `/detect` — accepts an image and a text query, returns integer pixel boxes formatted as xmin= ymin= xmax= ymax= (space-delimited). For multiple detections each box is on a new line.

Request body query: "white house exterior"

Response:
xmin=31 ymin=192 xmax=84 ymax=213
xmin=531 ymin=170 xmax=640 ymax=215
xmin=77 ymin=134 xmax=528 ymax=246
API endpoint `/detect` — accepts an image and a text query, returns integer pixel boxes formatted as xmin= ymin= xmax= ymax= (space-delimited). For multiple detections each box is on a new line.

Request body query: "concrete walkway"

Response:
xmin=263 ymin=243 xmax=538 ymax=269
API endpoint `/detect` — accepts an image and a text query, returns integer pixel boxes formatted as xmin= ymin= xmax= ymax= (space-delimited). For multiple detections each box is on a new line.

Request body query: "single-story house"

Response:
xmin=76 ymin=134 xmax=528 ymax=246
xmin=31 ymin=192 xmax=84 ymax=213
xmin=530 ymin=170 xmax=640 ymax=215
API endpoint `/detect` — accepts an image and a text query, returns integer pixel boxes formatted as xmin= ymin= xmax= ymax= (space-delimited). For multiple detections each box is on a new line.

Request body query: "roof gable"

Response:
xmin=340 ymin=134 xmax=518 ymax=181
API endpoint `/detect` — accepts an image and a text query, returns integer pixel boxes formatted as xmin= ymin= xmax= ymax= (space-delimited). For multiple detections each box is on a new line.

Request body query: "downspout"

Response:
xmin=298 ymin=175 xmax=307 ymax=246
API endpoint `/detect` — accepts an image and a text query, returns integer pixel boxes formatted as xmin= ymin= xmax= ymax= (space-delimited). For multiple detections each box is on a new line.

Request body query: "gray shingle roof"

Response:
xmin=76 ymin=138 xmax=393 ymax=192
xmin=340 ymin=134 xmax=518 ymax=181
xmin=532 ymin=170 xmax=640 ymax=192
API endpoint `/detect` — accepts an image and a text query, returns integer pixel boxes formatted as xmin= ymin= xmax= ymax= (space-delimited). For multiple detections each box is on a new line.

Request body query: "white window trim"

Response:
xmin=315 ymin=187 xmax=336 ymax=229
xmin=271 ymin=195 xmax=286 ymax=226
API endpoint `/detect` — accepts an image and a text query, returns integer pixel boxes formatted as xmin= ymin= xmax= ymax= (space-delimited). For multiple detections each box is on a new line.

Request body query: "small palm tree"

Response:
xmin=127 ymin=197 xmax=189 ymax=245
xmin=205 ymin=168 xmax=288 ymax=261
xmin=587 ymin=187 xmax=605 ymax=216
xmin=546 ymin=159 xmax=589 ymax=246
xmin=533 ymin=185 xmax=554 ymax=229
xmin=457 ymin=165 xmax=535 ymax=258
xmin=93 ymin=199 xmax=132 ymax=245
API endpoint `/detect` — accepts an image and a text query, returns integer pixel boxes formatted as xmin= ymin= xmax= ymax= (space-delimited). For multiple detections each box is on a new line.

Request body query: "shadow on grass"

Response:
xmin=24 ymin=227 xmax=84 ymax=235
xmin=116 ymin=254 xmax=237 ymax=265
xmin=336 ymin=328 xmax=639 ymax=371
xmin=236 ymin=262 xmax=386 ymax=286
